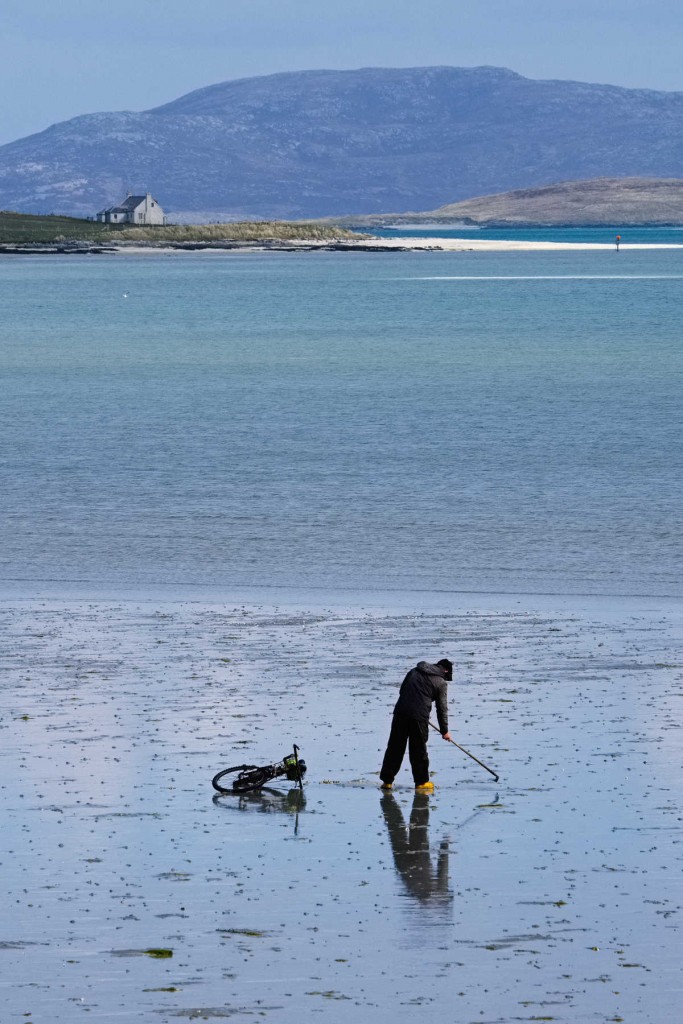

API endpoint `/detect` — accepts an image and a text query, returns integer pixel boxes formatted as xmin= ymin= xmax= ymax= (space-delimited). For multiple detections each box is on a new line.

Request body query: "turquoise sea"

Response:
xmin=1 ymin=245 xmax=681 ymax=596
xmin=372 ymin=224 xmax=683 ymax=244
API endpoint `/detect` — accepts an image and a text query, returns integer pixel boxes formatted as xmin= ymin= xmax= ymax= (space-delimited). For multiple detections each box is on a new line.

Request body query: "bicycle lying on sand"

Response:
xmin=212 ymin=744 xmax=307 ymax=794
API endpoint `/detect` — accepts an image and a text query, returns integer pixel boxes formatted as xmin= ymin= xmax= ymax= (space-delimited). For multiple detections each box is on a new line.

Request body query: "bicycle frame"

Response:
xmin=212 ymin=744 xmax=307 ymax=795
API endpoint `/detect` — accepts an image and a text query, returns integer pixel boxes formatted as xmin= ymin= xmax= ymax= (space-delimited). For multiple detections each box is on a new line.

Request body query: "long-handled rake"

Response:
xmin=429 ymin=720 xmax=500 ymax=782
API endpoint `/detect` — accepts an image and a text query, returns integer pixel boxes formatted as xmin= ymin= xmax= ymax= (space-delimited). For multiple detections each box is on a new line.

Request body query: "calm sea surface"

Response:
xmin=1 ymin=246 xmax=681 ymax=596
xmin=372 ymin=224 xmax=683 ymax=244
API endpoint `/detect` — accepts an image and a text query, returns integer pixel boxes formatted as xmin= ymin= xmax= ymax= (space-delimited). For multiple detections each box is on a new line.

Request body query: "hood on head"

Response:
xmin=416 ymin=661 xmax=444 ymax=676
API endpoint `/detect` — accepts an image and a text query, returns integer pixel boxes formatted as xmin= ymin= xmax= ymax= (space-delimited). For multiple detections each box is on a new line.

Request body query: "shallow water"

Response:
xmin=1 ymin=589 xmax=681 ymax=1022
xmin=1 ymin=248 xmax=682 ymax=596
xmin=372 ymin=224 xmax=683 ymax=244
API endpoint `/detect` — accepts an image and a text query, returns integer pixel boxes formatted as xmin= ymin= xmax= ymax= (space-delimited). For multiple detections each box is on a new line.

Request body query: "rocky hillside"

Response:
xmin=3 ymin=66 xmax=683 ymax=219
xmin=338 ymin=178 xmax=683 ymax=226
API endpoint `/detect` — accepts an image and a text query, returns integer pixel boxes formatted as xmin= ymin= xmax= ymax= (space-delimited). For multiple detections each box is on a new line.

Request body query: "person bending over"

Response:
xmin=380 ymin=659 xmax=453 ymax=791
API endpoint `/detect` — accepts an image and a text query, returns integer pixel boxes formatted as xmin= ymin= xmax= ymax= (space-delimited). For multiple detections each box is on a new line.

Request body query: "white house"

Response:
xmin=96 ymin=192 xmax=166 ymax=225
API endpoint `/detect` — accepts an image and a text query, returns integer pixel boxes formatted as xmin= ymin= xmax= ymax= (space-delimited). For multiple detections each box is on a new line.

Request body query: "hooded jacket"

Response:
xmin=393 ymin=661 xmax=449 ymax=734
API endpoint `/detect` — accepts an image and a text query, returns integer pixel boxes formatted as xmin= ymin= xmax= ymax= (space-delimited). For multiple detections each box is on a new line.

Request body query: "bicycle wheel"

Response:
xmin=232 ymin=767 xmax=270 ymax=792
xmin=212 ymin=765 xmax=269 ymax=794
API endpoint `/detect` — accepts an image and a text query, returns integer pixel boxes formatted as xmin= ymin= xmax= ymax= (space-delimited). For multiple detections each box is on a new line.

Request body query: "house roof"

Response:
xmin=97 ymin=194 xmax=162 ymax=215
xmin=108 ymin=195 xmax=148 ymax=213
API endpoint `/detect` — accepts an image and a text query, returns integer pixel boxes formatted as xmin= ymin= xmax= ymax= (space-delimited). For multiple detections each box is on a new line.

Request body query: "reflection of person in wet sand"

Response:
xmin=380 ymin=791 xmax=452 ymax=905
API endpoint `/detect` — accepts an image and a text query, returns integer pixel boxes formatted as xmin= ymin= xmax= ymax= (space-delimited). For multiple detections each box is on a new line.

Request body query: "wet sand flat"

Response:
xmin=1 ymin=587 xmax=681 ymax=1023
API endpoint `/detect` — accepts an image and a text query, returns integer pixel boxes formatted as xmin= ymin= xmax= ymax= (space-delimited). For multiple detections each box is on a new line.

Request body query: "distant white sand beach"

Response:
xmin=111 ymin=237 xmax=683 ymax=255
xmin=360 ymin=236 xmax=683 ymax=251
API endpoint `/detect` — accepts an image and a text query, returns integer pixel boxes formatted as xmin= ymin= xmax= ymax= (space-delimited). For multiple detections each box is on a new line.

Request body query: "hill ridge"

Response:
xmin=3 ymin=65 xmax=683 ymax=219
xmin=335 ymin=177 xmax=683 ymax=227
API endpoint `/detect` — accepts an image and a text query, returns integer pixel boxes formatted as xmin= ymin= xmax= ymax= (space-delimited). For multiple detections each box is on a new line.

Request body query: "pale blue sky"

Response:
xmin=2 ymin=0 xmax=683 ymax=145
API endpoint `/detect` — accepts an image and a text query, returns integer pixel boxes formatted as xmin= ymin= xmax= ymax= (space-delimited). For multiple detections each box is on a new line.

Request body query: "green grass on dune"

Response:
xmin=0 ymin=211 xmax=360 ymax=245
xmin=115 ymin=221 xmax=361 ymax=242
xmin=0 ymin=211 xmax=115 ymax=243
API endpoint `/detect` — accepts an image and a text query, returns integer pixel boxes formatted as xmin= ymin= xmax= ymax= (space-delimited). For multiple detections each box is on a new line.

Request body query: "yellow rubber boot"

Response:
xmin=415 ymin=781 xmax=434 ymax=791
xmin=380 ymin=782 xmax=393 ymax=790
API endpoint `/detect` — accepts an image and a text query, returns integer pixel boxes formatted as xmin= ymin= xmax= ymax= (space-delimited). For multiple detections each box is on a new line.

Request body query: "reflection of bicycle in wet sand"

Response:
xmin=212 ymin=784 xmax=306 ymax=835
xmin=213 ymin=782 xmax=305 ymax=813
xmin=212 ymin=744 xmax=306 ymax=794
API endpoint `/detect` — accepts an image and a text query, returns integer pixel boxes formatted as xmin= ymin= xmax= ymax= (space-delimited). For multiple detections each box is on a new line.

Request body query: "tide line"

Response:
xmin=401 ymin=274 xmax=683 ymax=281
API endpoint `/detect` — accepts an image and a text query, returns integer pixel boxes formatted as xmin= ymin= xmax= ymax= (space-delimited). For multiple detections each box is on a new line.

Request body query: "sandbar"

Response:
xmin=4 ymin=236 xmax=683 ymax=257
xmin=112 ymin=237 xmax=683 ymax=254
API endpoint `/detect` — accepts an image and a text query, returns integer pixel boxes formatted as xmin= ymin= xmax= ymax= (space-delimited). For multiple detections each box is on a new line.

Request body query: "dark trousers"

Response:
xmin=380 ymin=712 xmax=430 ymax=785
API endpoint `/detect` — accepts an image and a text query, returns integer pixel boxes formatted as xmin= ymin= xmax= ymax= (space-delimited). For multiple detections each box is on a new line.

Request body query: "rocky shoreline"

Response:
xmin=0 ymin=238 xmax=414 ymax=255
